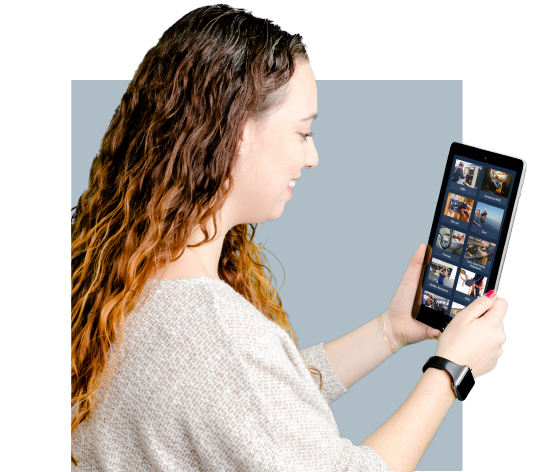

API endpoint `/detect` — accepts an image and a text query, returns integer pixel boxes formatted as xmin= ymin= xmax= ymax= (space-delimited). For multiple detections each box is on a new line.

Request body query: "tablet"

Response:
xmin=411 ymin=142 xmax=527 ymax=332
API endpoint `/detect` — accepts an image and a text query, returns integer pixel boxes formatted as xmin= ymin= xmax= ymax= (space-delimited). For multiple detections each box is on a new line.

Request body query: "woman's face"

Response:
xmin=228 ymin=59 xmax=319 ymax=225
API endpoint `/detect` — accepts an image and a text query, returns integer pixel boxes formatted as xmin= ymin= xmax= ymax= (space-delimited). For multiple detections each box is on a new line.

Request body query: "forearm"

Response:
xmin=323 ymin=314 xmax=395 ymax=390
xmin=360 ymin=367 xmax=456 ymax=472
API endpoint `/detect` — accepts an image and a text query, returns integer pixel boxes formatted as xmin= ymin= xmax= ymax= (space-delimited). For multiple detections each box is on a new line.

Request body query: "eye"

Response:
xmin=301 ymin=132 xmax=314 ymax=142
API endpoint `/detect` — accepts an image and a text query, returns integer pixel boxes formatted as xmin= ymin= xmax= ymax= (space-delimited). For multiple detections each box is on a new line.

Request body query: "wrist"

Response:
xmin=382 ymin=310 xmax=403 ymax=351
xmin=422 ymin=366 xmax=457 ymax=401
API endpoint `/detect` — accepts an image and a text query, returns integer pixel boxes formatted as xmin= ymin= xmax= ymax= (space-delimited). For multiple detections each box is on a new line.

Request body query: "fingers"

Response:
xmin=488 ymin=298 xmax=508 ymax=323
xmin=500 ymin=329 xmax=507 ymax=346
xmin=476 ymin=295 xmax=508 ymax=327
xmin=457 ymin=290 xmax=499 ymax=322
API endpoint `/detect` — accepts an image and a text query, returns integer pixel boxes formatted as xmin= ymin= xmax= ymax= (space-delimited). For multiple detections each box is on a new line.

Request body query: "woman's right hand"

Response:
xmin=435 ymin=291 xmax=507 ymax=379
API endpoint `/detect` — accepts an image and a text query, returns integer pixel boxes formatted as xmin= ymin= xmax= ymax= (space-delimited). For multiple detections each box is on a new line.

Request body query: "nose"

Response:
xmin=305 ymin=137 xmax=319 ymax=169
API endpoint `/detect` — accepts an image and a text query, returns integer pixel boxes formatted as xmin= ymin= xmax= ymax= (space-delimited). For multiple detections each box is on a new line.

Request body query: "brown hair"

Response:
xmin=71 ymin=4 xmax=321 ymax=465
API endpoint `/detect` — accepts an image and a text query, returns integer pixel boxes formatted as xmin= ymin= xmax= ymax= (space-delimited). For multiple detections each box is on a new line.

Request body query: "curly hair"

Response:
xmin=71 ymin=4 xmax=322 ymax=466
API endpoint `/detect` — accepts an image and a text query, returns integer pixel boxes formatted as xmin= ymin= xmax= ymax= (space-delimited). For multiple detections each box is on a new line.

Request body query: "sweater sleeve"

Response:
xmin=300 ymin=342 xmax=349 ymax=404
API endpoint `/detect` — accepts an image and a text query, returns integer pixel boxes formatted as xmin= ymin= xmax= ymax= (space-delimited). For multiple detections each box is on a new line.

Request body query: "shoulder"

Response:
xmin=128 ymin=277 xmax=282 ymax=344
xmin=122 ymin=277 xmax=290 ymax=369
xmin=97 ymin=278 xmax=294 ymax=406
xmin=77 ymin=279 xmax=307 ymax=465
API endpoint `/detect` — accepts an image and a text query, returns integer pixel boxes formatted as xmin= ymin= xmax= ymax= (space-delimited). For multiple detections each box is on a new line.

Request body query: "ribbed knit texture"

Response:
xmin=71 ymin=277 xmax=393 ymax=471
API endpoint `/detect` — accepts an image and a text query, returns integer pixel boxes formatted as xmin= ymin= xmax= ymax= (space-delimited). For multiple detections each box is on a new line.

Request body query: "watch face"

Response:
xmin=456 ymin=370 xmax=475 ymax=400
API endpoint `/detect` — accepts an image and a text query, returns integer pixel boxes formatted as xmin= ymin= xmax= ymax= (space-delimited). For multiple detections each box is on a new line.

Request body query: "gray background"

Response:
xmin=72 ymin=80 xmax=462 ymax=470
xmin=71 ymin=80 xmax=535 ymax=472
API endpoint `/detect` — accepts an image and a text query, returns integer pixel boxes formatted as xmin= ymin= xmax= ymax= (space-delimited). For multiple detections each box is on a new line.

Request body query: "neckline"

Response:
xmin=146 ymin=276 xmax=228 ymax=285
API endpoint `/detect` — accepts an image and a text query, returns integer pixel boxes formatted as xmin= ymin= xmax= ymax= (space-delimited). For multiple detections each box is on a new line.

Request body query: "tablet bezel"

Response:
xmin=412 ymin=142 xmax=527 ymax=332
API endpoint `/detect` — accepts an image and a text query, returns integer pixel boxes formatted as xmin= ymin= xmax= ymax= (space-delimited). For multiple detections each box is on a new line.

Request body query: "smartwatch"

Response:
xmin=422 ymin=356 xmax=475 ymax=401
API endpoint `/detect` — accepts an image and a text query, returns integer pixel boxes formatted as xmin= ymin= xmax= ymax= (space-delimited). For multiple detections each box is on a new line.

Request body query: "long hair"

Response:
xmin=71 ymin=4 xmax=322 ymax=465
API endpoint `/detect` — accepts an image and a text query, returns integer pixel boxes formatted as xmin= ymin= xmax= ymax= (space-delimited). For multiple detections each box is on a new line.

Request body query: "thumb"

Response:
xmin=458 ymin=290 xmax=498 ymax=322
xmin=399 ymin=243 xmax=428 ymax=287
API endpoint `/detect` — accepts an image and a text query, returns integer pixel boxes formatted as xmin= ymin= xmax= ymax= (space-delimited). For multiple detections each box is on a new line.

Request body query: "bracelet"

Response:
xmin=378 ymin=314 xmax=398 ymax=353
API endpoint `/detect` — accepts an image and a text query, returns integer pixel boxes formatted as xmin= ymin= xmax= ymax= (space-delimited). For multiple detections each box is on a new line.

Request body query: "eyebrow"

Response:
xmin=299 ymin=113 xmax=318 ymax=122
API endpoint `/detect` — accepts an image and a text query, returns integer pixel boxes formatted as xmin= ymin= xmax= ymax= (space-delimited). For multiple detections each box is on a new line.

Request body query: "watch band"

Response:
xmin=423 ymin=356 xmax=475 ymax=401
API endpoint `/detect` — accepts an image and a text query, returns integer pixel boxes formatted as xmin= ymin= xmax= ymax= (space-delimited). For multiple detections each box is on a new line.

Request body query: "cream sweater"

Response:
xmin=71 ymin=277 xmax=394 ymax=471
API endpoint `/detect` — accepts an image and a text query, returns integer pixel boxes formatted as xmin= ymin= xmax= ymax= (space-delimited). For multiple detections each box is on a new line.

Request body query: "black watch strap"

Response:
xmin=423 ymin=356 xmax=475 ymax=401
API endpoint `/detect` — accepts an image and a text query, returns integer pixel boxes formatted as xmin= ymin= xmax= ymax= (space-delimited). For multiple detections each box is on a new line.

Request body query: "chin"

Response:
xmin=265 ymin=202 xmax=287 ymax=222
xmin=262 ymin=211 xmax=283 ymax=223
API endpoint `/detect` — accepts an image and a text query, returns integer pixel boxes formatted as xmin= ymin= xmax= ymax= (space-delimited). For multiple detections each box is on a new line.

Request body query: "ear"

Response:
xmin=238 ymin=125 xmax=245 ymax=144
xmin=239 ymin=119 xmax=252 ymax=147
xmin=234 ymin=124 xmax=245 ymax=158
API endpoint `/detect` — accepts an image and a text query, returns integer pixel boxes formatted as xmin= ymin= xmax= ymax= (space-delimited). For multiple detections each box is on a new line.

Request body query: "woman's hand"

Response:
xmin=383 ymin=243 xmax=442 ymax=350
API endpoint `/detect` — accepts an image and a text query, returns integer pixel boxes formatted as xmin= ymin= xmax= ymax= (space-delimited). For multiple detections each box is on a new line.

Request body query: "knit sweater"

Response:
xmin=71 ymin=277 xmax=394 ymax=471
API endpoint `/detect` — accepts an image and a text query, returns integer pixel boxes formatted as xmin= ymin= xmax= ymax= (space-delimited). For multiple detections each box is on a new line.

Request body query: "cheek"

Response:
xmin=245 ymin=132 xmax=304 ymax=197
xmin=266 ymin=141 xmax=304 ymax=179
xmin=235 ymin=160 xmax=280 ymax=205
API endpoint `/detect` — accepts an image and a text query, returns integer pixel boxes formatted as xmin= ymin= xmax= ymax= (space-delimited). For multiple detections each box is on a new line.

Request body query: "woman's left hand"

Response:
xmin=383 ymin=243 xmax=442 ymax=350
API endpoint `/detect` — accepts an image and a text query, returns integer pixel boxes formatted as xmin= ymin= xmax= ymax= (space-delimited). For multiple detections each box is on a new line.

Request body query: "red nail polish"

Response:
xmin=485 ymin=290 xmax=496 ymax=298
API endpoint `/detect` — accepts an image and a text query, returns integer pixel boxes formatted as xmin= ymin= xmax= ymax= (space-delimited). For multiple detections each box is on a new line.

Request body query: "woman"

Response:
xmin=71 ymin=5 xmax=507 ymax=471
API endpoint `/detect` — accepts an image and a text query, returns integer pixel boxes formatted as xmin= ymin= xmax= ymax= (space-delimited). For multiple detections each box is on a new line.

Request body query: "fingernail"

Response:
xmin=485 ymin=290 xmax=496 ymax=298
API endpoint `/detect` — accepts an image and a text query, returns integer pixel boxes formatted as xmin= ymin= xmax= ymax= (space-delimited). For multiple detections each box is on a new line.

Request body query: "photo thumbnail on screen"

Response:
xmin=481 ymin=168 xmax=513 ymax=198
xmin=450 ymin=302 xmax=466 ymax=317
xmin=464 ymin=236 xmax=496 ymax=266
xmin=472 ymin=202 xmax=504 ymax=238
xmin=450 ymin=159 xmax=484 ymax=189
xmin=429 ymin=258 xmax=458 ymax=289
xmin=436 ymin=226 xmax=466 ymax=255
xmin=457 ymin=268 xmax=487 ymax=298
xmin=444 ymin=193 xmax=474 ymax=223
xmin=421 ymin=291 xmax=449 ymax=314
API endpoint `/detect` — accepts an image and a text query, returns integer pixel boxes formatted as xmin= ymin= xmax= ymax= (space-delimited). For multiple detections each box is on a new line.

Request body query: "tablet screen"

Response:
xmin=420 ymin=155 xmax=516 ymax=317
